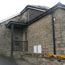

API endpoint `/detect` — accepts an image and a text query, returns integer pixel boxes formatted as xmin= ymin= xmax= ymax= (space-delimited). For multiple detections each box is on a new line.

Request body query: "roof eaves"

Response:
xmin=27 ymin=5 xmax=49 ymax=10
xmin=6 ymin=21 xmax=28 ymax=28
xmin=27 ymin=7 xmax=46 ymax=12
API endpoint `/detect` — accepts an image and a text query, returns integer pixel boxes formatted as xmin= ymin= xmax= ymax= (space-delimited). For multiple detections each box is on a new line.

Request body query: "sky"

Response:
xmin=0 ymin=0 xmax=64 ymax=22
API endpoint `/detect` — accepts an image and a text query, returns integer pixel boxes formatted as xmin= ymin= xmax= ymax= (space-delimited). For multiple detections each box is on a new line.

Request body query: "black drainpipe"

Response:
xmin=51 ymin=11 xmax=56 ymax=54
xmin=11 ymin=24 xmax=14 ymax=57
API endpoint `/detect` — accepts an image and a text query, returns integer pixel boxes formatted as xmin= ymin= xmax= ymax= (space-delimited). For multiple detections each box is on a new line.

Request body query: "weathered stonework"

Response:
xmin=1 ymin=8 xmax=65 ymax=56
xmin=54 ymin=9 xmax=65 ymax=55
xmin=27 ymin=8 xmax=65 ymax=55
xmin=27 ymin=14 xmax=54 ymax=54
xmin=0 ymin=4 xmax=65 ymax=65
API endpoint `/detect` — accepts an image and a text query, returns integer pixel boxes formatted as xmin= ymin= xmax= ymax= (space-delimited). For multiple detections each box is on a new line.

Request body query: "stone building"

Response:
xmin=0 ymin=2 xmax=65 ymax=58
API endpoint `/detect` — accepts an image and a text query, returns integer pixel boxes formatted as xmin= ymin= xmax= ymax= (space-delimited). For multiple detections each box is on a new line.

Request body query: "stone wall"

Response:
xmin=27 ymin=14 xmax=54 ymax=54
xmin=27 ymin=8 xmax=65 ymax=55
xmin=0 ymin=13 xmax=25 ymax=57
xmin=0 ymin=22 xmax=24 ymax=57
xmin=0 ymin=6 xmax=65 ymax=65
xmin=0 ymin=7 xmax=29 ymax=56
xmin=54 ymin=8 xmax=65 ymax=55
xmin=0 ymin=23 xmax=11 ymax=56
xmin=0 ymin=6 xmax=65 ymax=62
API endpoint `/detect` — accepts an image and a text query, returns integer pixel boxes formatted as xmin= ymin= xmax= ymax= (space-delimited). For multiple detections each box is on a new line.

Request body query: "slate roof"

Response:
xmin=20 ymin=4 xmax=49 ymax=15
xmin=6 ymin=2 xmax=65 ymax=29
xmin=27 ymin=2 xmax=65 ymax=25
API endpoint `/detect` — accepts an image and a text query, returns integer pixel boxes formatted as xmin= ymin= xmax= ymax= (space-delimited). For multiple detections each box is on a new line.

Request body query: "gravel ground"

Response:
xmin=0 ymin=56 xmax=18 ymax=65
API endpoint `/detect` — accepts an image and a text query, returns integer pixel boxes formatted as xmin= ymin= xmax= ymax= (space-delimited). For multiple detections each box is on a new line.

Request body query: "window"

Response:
xmin=33 ymin=45 xmax=42 ymax=53
xmin=14 ymin=41 xmax=28 ymax=51
xmin=13 ymin=32 xmax=28 ymax=52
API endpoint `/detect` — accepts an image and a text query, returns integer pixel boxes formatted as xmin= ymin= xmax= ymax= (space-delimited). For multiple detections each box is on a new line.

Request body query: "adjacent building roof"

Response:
xmin=27 ymin=2 xmax=65 ymax=25
xmin=6 ymin=2 xmax=65 ymax=29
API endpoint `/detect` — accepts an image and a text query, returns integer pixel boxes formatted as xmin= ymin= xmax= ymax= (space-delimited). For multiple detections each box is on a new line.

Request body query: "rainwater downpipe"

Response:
xmin=51 ymin=11 xmax=56 ymax=55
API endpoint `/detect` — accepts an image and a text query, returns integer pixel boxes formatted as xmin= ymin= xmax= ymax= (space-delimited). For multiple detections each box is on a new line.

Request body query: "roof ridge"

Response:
xmin=26 ymin=5 xmax=49 ymax=10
